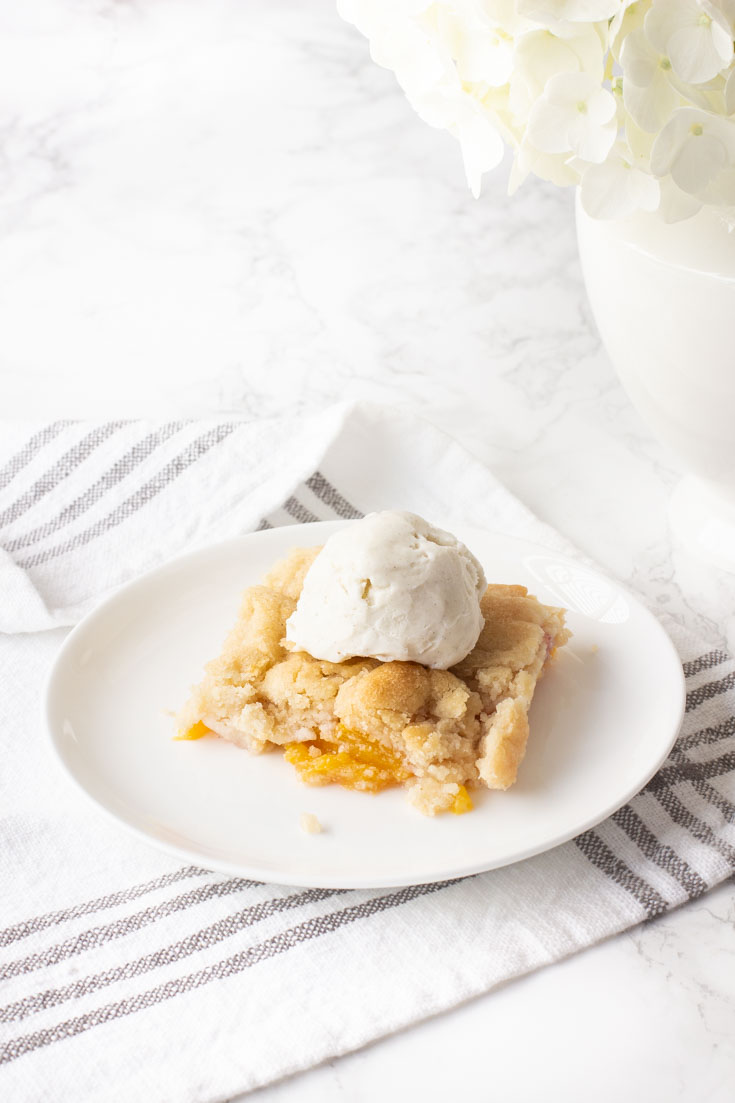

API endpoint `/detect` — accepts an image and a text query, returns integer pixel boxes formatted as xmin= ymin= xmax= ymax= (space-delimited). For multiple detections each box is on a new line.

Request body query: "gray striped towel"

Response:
xmin=1 ymin=402 xmax=733 ymax=1102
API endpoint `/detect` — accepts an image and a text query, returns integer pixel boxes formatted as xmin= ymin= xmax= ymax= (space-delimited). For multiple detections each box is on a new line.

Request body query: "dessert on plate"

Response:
xmin=177 ymin=512 xmax=570 ymax=815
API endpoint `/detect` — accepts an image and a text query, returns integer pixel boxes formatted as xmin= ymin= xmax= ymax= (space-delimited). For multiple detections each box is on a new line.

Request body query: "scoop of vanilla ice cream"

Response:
xmin=285 ymin=511 xmax=487 ymax=669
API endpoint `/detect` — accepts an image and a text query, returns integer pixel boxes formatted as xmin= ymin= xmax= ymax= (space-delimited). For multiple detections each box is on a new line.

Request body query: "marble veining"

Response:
xmin=1 ymin=2 xmax=734 ymax=1099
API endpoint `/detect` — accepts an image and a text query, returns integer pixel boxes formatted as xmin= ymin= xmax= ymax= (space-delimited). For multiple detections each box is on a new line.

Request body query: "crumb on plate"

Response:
xmin=300 ymin=812 xmax=323 ymax=835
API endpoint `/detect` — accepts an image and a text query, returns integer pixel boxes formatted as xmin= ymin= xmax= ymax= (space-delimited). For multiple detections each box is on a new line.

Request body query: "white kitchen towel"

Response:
xmin=0 ymin=403 xmax=733 ymax=1103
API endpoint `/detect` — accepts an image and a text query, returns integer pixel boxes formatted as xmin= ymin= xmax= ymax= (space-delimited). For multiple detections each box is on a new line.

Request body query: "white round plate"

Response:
xmin=45 ymin=522 xmax=685 ymax=889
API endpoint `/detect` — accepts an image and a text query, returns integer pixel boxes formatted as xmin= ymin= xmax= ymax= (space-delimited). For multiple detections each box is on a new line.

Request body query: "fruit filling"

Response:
xmin=284 ymin=724 xmax=413 ymax=792
xmin=175 ymin=720 xmax=210 ymax=741
xmin=284 ymin=725 xmax=473 ymax=812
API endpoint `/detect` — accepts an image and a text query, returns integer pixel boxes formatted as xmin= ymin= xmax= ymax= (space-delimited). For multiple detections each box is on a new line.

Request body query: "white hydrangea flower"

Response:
xmin=339 ymin=0 xmax=507 ymax=198
xmin=725 ymin=66 xmax=735 ymax=112
xmin=609 ymin=0 xmax=651 ymax=52
xmin=701 ymin=0 xmax=735 ymax=34
xmin=510 ymin=141 xmax=583 ymax=192
xmin=339 ymin=0 xmax=735 ymax=219
xmin=337 ymin=0 xmax=431 ymax=47
xmin=580 ymin=143 xmax=661 ymax=216
xmin=624 ymin=112 xmax=657 ymax=158
xmin=454 ymin=105 xmax=508 ymax=197
xmin=527 ymin=71 xmax=618 ymax=162
xmin=336 ymin=0 xmax=446 ymax=102
xmin=620 ymin=28 xmax=681 ymax=131
xmin=651 ymin=107 xmax=735 ymax=203
xmin=645 ymin=0 xmax=734 ymax=84
xmin=509 ymin=23 xmax=606 ymax=118
xmin=517 ymin=0 xmax=623 ymax=23
xmin=657 ymin=174 xmax=704 ymax=219
xmin=431 ymin=3 xmax=514 ymax=86
xmin=409 ymin=80 xmax=508 ymax=197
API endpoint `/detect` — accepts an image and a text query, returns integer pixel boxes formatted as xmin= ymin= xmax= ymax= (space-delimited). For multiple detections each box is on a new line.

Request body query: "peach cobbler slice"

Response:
xmin=177 ymin=547 xmax=570 ymax=815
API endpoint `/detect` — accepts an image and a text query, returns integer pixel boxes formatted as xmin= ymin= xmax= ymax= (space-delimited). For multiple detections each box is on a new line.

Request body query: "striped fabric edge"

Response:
xmin=3 ymin=422 xmax=186 ymax=555
xmin=689 ymin=775 xmax=735 ymax=835
xmin=281 ymin=496 xmax=320 ymax=525
xmin=304 ymin=472 xmax=363 ymax=519
xmin=0 ymin=422 xmax=73 ymax=494
xmin=648 ymin=774 xmax=735 ymax=867
xmin=0 ymin=881 xmax=455 ymax=1067
xmin=256 ymin=470 xmax=365 ymax=529
xmin=682 ymin=650 xmax=730 ymax=677
xmin=0 ymin=877 xmax=266 ymax=983
xmin=686 ymin=669 xmax=735 ymax=712
xmin=0 ymin=867 xmax=208 ymax=950
xmin=579 ymin=689 xmax=735 ymax=906
xmin=18 ymin=425 xmax=238 ymax=570
xmin=573 ymin=831 xmax=669 ymax=919
xmin=609 ymin=805 xmax=708 ymax=899
xmin=0 ymin=887 xmax=347 ymax=1026
xmin=670 ymin=737 xmax=735 ymax=832
xmin=646 ymin=746 xmax=735 ymax=803
xmin=675 ymin=713 xmax=735 ymax=755
xmin=0 ymin=423 xmax=128 ymax=531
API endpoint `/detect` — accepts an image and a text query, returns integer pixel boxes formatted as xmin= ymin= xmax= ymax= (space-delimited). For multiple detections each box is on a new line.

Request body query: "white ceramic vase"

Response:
xmin=575 ymin=192 xmax=735 ymax=571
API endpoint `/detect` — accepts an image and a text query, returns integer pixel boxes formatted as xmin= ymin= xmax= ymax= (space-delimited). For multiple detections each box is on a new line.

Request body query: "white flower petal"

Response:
xmin=700 ymin=164 xmax=735 ymax=204
xmin=645 ymin=0 xmax=734 ymax=83
xmin=457 ymin=34 xmax=514 ymax=85
xmin=701 ymin=0 xmax=735 ymax=39
xmin=725 ymin=69 xmax=735 ymax=113
xmin=456 ymin=111 xmax=506 ymax=197
xmin=670 ymin=131 xmax=728 ymax=192
xmin=620 ymin=28 xmax=659 ymax=87
xmin=645 ymin=0 xmax=700 ymax=55
xmin=657 ymin=174 xmax=704 ymax=220
xmin=510 ymin=24 xmax=605 ymax=116
xmin=618 ymin=24 xmax=684 ymax=132
xmin=509 ymin=32 xmax=578 ymax=117
xmin=623 ymin=70 xmax=681 ymax=133
xmin=587 ymin=87 xmax=618 ymax=125
xmin=578 ymin=116 xmax=619 ymax=161
xmin=433 ymin=7 xmax=514 ymax=86
xmin=512 ymin=141 xmax=583 ymax=188
xmin=369 ymin=22 xmax=450 ymax=95
xmin=517 ymin=0 xmax=622 ymax=23
xmin=580 ymin=152 xmax=660 ymax=218
xmin=625 ymin=116 xmax=657 ymax=161
xmin=709 ymin=11 xmax=735 ymax=57
xmin=527 ymin=98 xmax=579 ymax=153
xmin=652 ymin=108 xmax=735 ymax=194
xmin=635 ymin=170 xmax=664 ymax=211
xmin=668 ymin=23 xmax=733 ymax=83
xmin=527 ymin=71 xmax=618 ymax=161
xmin=546 ymin=70 xmax=603 ymax=106
xmin=650 ymin=108 xmax=696 ymax=175
xmin=702 ymin=0 xmax=735 ymax=34
xmin=610 ymin=0 xmax=647 ymax=54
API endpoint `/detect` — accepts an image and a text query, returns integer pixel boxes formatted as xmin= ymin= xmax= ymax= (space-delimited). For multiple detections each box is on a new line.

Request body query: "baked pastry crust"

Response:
xmin=178 ymin=547 xmax=570 ymax=814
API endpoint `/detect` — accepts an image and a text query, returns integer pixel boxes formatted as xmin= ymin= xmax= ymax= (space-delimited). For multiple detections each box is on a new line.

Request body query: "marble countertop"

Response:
xmin=3 ymin=1 xmax=734 ymax=1099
